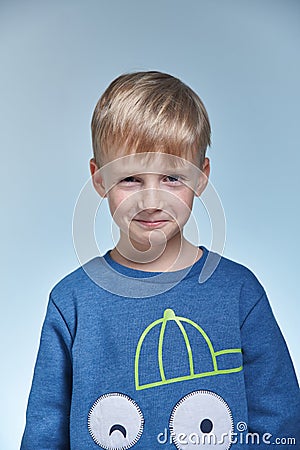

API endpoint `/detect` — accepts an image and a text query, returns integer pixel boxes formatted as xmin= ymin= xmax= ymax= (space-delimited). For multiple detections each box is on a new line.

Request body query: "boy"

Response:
xmin=21 ymin=71 xmax=299 ymax=449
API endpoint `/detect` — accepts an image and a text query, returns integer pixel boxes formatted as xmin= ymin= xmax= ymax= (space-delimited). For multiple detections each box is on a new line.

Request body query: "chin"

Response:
xmin=128 ymin=234 xmax=166 ymax=251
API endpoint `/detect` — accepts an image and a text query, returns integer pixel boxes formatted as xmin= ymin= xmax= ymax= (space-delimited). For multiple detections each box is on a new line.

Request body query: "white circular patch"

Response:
xmin=88 ymin=393 xmax=144 ymax=449
xmin=169 ymin=390 xmax=233 ymax=449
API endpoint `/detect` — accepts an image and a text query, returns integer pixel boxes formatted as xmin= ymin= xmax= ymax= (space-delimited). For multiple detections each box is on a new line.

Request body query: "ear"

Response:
xmin=89 ymin=158 xmax=107 ymax=197
xmin=195 ymin=157 xmax=210 ymax=197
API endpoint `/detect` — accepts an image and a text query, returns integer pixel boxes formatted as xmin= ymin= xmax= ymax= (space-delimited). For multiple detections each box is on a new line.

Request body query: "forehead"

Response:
xmin=99 ymin=152 xmax=200 ymax=179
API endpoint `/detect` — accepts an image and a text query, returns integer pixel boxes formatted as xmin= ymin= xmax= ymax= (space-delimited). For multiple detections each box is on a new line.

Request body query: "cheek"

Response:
xmin=107 ymin=192 xmax=123 ymax=218
xmin=107 ymin=191 xmax=135 ymax=220
xmin=184 ymin=193 xmax=195 ymax=209
xmin=176 ymin=191 xmax=195 ymax=214
xmin=173 ymin=194 xmax=195 ymax=228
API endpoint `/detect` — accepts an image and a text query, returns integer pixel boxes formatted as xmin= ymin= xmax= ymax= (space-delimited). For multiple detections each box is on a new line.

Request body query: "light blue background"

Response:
xmin=1 ymin=1 xmax=299 ymax=448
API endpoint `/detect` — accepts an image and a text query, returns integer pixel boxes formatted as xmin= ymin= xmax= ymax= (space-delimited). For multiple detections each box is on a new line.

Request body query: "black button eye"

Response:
xmin=200 ymin=418 xmax=213 ymax=433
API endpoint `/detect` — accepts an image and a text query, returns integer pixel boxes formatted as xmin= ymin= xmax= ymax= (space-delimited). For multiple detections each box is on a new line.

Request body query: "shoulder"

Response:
xmin=49 ymin=256 xmax=107 ymax=307
xmin=208 ymin=250 xmax=267 ymax=321
xmin=201 ymin=248 xmax=266 ymax=302
xmin=204 ymin=248 xmax=264 ymax=288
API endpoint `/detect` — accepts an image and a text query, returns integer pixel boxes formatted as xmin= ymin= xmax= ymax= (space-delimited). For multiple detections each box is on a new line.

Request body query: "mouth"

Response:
xmin=133 ymin=219 xmax=169 ymax=229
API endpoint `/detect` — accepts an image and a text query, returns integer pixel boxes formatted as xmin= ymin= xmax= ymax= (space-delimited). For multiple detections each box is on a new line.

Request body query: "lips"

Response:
xmin=133 ymin=219 xmax=169 ymax=228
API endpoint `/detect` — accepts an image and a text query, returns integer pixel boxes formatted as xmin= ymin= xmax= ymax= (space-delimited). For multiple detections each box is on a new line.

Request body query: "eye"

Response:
xmin=163 ymin=175 xmax=181 ymax=184
xmin=88 ymin=393 xmax=144 ymax=449
xmin=120 ymin=176 xmax=140 ymax=184
xmin=169 ymin=390 xmax=233 ymax=450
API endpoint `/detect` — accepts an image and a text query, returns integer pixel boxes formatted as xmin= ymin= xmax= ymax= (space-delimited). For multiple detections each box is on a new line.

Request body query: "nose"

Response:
xmin=137 ymin=187 xmax=165 ymax=211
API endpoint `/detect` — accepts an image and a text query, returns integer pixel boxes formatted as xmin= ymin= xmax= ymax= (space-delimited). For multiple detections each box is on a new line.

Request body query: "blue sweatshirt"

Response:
xmin=21 ymin=247 xmax=299 ymax=449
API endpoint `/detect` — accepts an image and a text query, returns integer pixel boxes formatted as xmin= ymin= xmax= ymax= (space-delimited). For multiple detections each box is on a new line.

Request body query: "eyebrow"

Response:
xmin=117 ymin=171 xmax=190 ymax=179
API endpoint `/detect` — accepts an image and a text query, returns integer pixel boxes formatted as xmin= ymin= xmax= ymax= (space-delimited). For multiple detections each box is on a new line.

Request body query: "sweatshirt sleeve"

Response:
xmin=20 ymin=295 xmax=73 ymax=450
xmin=241 ymin=293 xmax=300 ymax=447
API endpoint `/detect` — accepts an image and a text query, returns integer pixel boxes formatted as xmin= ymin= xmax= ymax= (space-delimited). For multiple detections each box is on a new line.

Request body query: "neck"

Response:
xmin=109 ymin=235 xmax=203 ymax=272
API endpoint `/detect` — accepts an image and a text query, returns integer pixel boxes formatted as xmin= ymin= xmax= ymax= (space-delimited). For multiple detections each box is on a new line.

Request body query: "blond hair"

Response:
xmin=91 ymin=71 xmax=211 ymax=168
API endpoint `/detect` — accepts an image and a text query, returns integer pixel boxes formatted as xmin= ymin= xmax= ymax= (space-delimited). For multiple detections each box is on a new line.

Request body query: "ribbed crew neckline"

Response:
xmin=82 ymin=246 xmax=220 ymax=297
xmin=102 ymin=245 xmax=209 ymax=281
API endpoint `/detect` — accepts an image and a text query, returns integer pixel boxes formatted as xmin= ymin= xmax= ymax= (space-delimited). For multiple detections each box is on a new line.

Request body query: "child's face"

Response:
xmin=91 ymin=153 xmax=209 ymax=253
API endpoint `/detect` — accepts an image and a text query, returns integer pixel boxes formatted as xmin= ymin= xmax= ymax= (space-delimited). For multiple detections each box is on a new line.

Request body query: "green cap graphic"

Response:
xmin=135 ymin=309 xmax=242 ymax=391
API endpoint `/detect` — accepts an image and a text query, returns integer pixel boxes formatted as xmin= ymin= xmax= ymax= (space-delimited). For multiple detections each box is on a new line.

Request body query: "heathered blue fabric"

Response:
xmin=21 ymin=247 xmax=300 ymax=449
